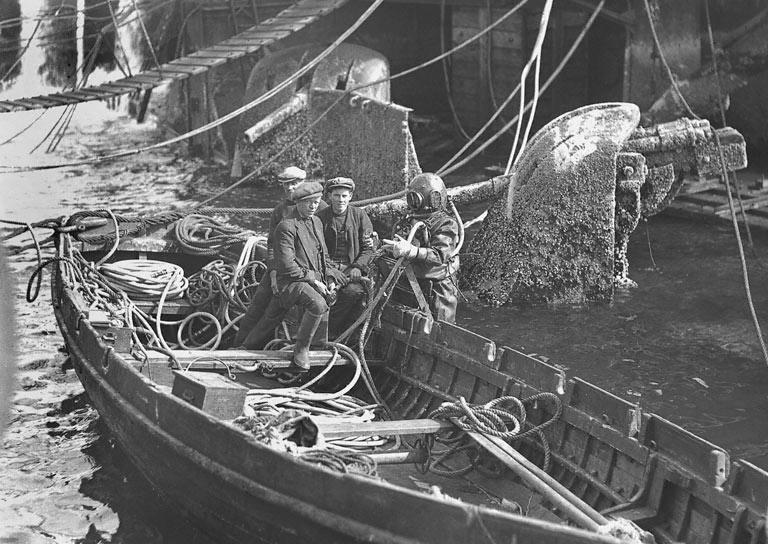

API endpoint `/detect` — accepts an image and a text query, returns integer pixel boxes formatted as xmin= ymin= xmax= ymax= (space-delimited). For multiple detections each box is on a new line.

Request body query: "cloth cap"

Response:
xmin=325 ymin=176 xmax=355 ymax=193
xmin=292 ymin=181 xmax=324 ymax=201
xmin=277 ymin=166 xmax=307 ymax=183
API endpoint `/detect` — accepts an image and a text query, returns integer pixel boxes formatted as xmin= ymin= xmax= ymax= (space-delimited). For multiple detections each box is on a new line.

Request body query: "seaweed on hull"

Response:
xmin=462 ymin=103 xmax=747 ymax=307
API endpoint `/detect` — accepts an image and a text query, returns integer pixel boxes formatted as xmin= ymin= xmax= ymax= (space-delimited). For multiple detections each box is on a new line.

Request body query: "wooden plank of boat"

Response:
xmin=464 ymin=426 xmax=607 ymax=532
xmin=317 ymin=418 xmax=454 ymax=439
xmin=144 ymin=349 xmax=357 ymax=367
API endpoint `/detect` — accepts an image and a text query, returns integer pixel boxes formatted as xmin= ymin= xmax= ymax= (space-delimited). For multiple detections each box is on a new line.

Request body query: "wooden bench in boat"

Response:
xmin=316 ymin=418 xmax=455 ymax=439
xmin=132 ymin=349 xmax=383 ymax=387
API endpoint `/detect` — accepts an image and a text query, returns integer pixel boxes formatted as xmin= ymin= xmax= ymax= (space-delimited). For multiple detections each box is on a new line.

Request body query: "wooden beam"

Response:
xmin=317 ymin=418 xmax=455 ymax=438
xmin=145 ymin=348 xmax=355 ymax=367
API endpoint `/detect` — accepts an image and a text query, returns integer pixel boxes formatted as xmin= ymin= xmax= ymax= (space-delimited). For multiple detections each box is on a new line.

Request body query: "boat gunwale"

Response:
xmin=52 ymin=239 xmax=768 ymax=544
xmin=51 ymin=251 xmax=622 ymax=544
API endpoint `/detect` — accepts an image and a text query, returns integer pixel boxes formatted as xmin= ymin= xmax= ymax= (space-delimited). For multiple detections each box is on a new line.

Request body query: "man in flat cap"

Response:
xmin=240 ymin=181 xmax=347 ymax=371
xmin=317 ymin=177 xmax=374 ymax=337
xmin=235 ymin=166 xmax=313 ymax=347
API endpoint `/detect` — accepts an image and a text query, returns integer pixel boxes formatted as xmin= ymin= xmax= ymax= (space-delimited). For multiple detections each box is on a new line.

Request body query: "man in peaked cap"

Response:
xmin=235 ymin=166 xmax=327 ymax=347
xmin=240 ymin=181 xmax=347 ymax=371
xmin=317 ymin=177 xmax=374 ymax=337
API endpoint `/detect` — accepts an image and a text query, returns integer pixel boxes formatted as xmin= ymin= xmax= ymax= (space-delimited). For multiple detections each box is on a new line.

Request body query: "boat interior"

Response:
xmin=53 ymin=223 xmax=768 ymax=544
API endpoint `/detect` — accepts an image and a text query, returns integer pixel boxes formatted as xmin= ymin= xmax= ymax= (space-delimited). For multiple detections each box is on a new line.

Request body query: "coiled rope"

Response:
xmin=173 ymin=214 xmax=256 ymax=256
xmin=98 ymin=260 xmax=188 ymax=300
xmin=426 ymin=393 xmax=562 ymax=477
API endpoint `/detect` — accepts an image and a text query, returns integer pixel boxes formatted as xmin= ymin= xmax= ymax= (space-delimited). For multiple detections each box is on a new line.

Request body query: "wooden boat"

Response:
xmin=48 ymin=218 xmax=768 ymax=544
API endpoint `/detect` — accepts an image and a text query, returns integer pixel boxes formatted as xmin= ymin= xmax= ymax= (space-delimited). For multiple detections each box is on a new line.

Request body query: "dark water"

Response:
xmin=2 ymin=2 xmax=768 ymax=542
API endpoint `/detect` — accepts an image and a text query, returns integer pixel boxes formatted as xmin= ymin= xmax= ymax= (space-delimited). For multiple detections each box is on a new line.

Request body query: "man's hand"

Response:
xmin=313 ymin=279 xmax=328 ymax=296
xmin=348 ymin=267 xmax=362 ymax=280
xmin=328 ymin=267 xmax=348 ymax=287
xmin=269 ymin=270 xmax=279 ymax=295
xmin=382 ymin=235 xmax=417 ymax=259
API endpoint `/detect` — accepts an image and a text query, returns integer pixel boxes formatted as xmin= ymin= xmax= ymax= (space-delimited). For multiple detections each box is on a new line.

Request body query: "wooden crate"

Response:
xmin=171 ymin=371 xmax=249 ymax=420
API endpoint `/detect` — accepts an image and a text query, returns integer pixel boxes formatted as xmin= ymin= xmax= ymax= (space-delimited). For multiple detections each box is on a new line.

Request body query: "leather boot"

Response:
xmin=291 ymin=310 xmax=324 ymax=371
xmin=240 ymin=299 xmax=284 ymax=350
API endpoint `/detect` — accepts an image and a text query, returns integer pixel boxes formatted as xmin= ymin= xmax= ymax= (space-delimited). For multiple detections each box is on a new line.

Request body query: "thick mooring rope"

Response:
xmin=427 ymin=393 xmax=562 ymax=476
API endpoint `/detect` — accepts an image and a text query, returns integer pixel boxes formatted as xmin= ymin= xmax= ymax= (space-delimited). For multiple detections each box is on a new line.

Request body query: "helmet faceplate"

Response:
xmin=406 ymin=173 xmax=447 ymax=212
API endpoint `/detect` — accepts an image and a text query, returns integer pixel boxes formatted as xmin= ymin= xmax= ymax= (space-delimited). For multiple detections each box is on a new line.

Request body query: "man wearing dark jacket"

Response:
xmin=317 ymin=177 xmax=374 ymax=337
xmin=382 ymin=173 xmax=460 ymax=323
xmin=234 ymin=166 xmax=327 ymax=347
xmin=240 ymin=181 xmax=346 ymax=371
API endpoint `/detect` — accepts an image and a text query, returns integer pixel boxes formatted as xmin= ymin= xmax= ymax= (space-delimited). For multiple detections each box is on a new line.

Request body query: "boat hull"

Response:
xmin=52 ymin=266 xmax=619 ymax=544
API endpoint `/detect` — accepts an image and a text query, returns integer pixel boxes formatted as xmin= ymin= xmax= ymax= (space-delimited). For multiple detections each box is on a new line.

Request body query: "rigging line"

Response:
xmin=0 ymin=16 xmax=44 ymax=83
xmin=440 ymin=0 xmax=471 ymax=140
xmin=2 ymin=0 xmax=529 ymax=174
xmin=439 ymin=0 xmax=605 ymax=177
xmin=131 ymin=0 xmax=163 ymax=77
xmin=641 ymin=0 xmax=696 ymax=119
xmin=0 ymin=110 xmax=49 ymax=146
xmin=0 ymin=0 xmax=67 ymax=83
xmin=485 ymin=0 xmax=512 ymax=131
xmin=33 ymin=30 xmax=103 ymax=154
xmin=197 ymin=0 xmax=530 ymax=206
xmin=107 ymin=0 xmax=133 ymax=77
xmin=0 ymin=0 xmax=387 ymax=173
xmin=0 ymin=0 xmax=172 ymax=55
xmin=646 ymin=0 xmax=767 ymax=366
xmin=504 ymin=0 xmax=553 ymax=175
xmin=703 ymin=0 xmax=754 ymax=251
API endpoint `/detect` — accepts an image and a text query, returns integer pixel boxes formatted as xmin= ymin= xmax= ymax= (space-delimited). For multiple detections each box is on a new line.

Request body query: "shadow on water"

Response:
xmin=77 ymin=417 xmax=215 ymax=544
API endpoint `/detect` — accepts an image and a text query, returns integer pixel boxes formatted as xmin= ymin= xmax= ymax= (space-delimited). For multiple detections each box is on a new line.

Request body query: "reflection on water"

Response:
xmin=0 ymin=0 xmax=21 ymax=89
xmin=83 ymin=0 xmax=119 ymax=73
xmin=38 ymin=0 xmax=77 ymax=88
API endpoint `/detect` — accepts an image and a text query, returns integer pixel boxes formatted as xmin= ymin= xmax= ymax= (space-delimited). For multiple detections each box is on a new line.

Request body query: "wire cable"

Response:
xmin=503 ymin=0 xmax=553 ymax=174
xmin=645 ymin=0 xmax=768 ymax=367
xmin=437 ymin=0 xmax=605 ymax=177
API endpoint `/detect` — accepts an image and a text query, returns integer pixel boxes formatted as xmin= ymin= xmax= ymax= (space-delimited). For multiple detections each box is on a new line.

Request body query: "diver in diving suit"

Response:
xmin=382 ymin=173 xmax=460 ymax=323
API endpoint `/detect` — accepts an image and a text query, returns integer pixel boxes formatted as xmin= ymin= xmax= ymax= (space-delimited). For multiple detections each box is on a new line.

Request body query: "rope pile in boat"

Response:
xmin=426 ymin=393 xmax=562 ymax=477
xmin=173 ymin=214 xmax=257 ymax=256
xmin=98 ymin=260 xmax=188 ymax=300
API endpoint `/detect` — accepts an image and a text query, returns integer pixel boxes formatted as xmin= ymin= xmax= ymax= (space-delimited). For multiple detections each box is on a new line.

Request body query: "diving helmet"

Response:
xmin=406 ymin=173 xmax=447 ymax=212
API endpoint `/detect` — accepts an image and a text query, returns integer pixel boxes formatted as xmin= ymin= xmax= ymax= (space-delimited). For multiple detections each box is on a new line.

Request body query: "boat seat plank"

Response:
xmin=317 ymin=418 xmax=454 ymax=439
xmin=143 ymin=349 xmax=383 ymax=369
